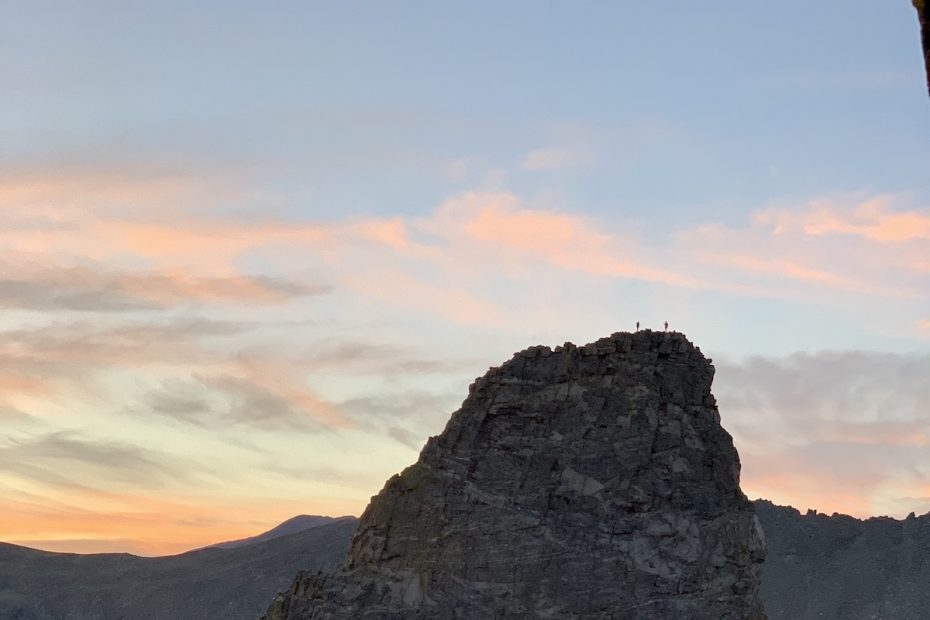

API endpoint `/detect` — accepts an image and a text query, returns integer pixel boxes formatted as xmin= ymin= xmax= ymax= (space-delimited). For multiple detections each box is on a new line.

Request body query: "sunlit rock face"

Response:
xmin=265 ymin=331 xmax=766 ymax=619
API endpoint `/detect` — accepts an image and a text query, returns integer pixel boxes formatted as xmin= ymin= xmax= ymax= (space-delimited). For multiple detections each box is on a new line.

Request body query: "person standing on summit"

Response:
xmin=664 ymin=321 xmax=668 ymax=332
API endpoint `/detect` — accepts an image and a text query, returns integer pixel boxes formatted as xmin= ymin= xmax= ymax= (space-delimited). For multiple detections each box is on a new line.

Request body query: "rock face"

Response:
xmin=266 ymin=331 xmax=766 ymax=619
xmin=756 ymin=500 xmax=930 ymax=620
xmin=916 ymin=0 xmax=929 ymax=98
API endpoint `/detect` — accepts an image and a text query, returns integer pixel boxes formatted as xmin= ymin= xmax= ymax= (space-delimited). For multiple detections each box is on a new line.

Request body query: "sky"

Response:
xmin=1 ymin=2 xmax=929 ymax=555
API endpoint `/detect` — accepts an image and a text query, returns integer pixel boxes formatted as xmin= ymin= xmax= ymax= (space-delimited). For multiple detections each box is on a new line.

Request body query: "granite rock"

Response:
xmin=756 ymin=499 xmax=930 ymax=620
xmin=265 ymin=331 xmax=766 ymax=619
xmin=916 ymin=0 xmax=929 ymax=98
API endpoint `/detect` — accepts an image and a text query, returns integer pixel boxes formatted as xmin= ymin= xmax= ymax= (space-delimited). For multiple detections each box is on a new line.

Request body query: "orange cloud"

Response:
xmin=420 ymin=192 xmax=694 ymax=287
xmin=682 ymin=194 xmax=930 ymax=303
xmin=233 ymin=356 xmax=353 ymax=429
xmin=8 ymin=175 xmax=923 ymax=330
xmin=0 ymin=264 xmax=324 ymax=311
xmin=742 ymin=467 xmax=876 ymax=518
xmin=4 ymin=168 xmax=930 ymax=556
xmin=89 ymin=219 xmax=325 ymax=272
xmin=694 ymin=252 xmax=912 ymax=297
xmin=337 ymin=263 xmax=502 ymax=326
xmin=0 ymin=164 xmax=254 ymax=213
xmin=917 ymin=320 xmax=930 ymax=338
xmin=717 ymin=351 xmax=930 ymax=519
xmin=350 ymin=217 xmax=412 ymax=251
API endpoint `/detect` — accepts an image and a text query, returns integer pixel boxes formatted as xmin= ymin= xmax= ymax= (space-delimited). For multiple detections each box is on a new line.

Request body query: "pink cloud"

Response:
xmin=4 ymin=166 xmax=930 ymax=552
xmin=682 ymin=194 xmax=929 ymax=303
xmin=917 ymin=320 xmax=930 ymax=338
xmin=717 ymin=351 xmax=930 ymax=518
xmin=419 ymin=192 xmax=695 ymax=287
xmin=756 ymin=195 xmax=930 ymax=242
xmin=7 ymin=171 xmax=924 ymax=328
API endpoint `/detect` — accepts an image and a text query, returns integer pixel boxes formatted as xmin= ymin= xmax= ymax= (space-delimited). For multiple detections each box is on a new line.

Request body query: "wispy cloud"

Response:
xmin=715 ymin=350 xmax=930 ymax=517
xmin=917 ymin=320 xmax=930 ymax=338
xmin=680 ymin=193 xmax=930 ymax=301
xmin=5 ymin=175 xmax=926 ymax=327
xmin=0 ymin=265 xmax=327 ymax=311
xmin=0 ymin=162 xmax=257 ymax=214
xmin=140 ymin=373 xmax=336 ymax=432
xmin=0 ymin=317 xmax=250 ymax=368
xmin=756 ymin=195 xmax=930 ymax=242
xmin=0 ymin=404 xmax=33 ymax=423
xmin=140 ymin=370 xmax=460 ymax=441
xmin=0 ymin=317 xmax=255 ymax=414
xmin=3 ymin=167 xmax=929 ymax=552
xmin=0 ymin=431 xmax=206 ymax=491
xmin=334 ymin=389 xmax=461 ymax=446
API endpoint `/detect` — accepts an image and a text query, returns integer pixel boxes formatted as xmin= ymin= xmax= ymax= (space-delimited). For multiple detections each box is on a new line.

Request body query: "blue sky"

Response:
xmin=5 ymin=2 xmax=927 ymax=221
xmin=1 ymin=2 xmax=929 ymax=552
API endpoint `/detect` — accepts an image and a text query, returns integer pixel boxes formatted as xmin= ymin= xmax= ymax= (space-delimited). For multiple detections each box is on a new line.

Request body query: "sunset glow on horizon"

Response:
xmin=2 ymin=2 xmax=929 ymax=555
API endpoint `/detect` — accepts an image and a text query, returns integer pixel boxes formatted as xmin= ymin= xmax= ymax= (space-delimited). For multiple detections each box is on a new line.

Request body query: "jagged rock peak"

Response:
xmin=266 ymin=330 xmax=766 ymax=619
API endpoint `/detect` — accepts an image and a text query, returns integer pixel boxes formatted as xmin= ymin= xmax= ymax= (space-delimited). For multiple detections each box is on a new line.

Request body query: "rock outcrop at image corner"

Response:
xmin=265 ymin=331 xmax=767 ymax=619
xmin=916 ymin=0 xmax=929 ymax=98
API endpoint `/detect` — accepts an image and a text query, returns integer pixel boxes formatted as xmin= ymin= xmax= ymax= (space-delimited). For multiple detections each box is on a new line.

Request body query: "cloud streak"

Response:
xmin=3 ymin=165 xmax=929 ymax=552
xmin=140 ymin=373 xmax=335 ymax=432
xmin=756 ymin=195 xmax=930 ymax=242
xmin=715 ymin=350 xmax=930 ymax=517
xmin=0 ymin=431 xmax=206 ymax=492
xmin=0 ymin=265 xmax=327 ymax=311
xmin=5 ymin=173 xmax=927 ymax=329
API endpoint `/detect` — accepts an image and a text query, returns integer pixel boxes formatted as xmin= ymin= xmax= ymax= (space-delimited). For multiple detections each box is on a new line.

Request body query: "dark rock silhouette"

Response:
xmin=209 ymin=515 xmax=352 ymax=550
xmin=916 ymin=1 xmax=930 ymax=98
xmin=755 ymin=500 xmax=930 ymax=620
xmin=265 ymin=331 xmax=767 ymax=619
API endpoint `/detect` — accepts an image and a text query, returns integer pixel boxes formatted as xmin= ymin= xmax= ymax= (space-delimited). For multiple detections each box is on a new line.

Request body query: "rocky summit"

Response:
xmin=265 ymin=331 xmax=766 ymax=619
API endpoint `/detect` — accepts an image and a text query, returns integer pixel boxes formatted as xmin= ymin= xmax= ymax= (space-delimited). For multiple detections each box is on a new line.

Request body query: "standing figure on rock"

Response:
xmin=664 ymin=320 xmax=669 ymax=332
xmin=636 ymin=321 xmax=640 ymax=331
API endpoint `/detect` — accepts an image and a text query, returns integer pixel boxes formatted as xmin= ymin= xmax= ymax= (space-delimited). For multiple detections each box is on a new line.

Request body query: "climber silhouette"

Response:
xmin=636 ymin=321 xmax=640 ymax=332
xmin=664 ymin=321 xmax=668 ymax=332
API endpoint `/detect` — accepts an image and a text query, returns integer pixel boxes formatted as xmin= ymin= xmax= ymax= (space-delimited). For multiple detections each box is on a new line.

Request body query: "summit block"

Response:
xmin=266 ymin=331 xmax=766 ymax=619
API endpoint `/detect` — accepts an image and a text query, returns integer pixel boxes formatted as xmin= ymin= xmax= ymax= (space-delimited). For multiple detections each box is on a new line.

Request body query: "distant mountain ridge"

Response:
xmin=208 ymin=515 xmax=353 ymax=550
xmin=755 ymin=499 xmax=930 ymax=620
xmin=0 ymin=517 xmax=358 ymax=620
xmin=4 ymin=501 xmax=930 ymax=619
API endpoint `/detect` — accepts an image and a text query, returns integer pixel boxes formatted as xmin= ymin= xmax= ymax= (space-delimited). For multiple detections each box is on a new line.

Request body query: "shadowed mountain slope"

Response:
xmin=0 ymin=518 xmax=357 ymax=620
xmin=755 ymin=500 xmax=930 ymax=620
xmin=210 ymin=515 xmax=351 ymax=550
